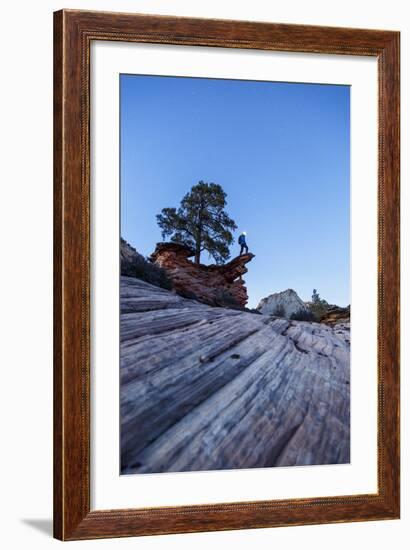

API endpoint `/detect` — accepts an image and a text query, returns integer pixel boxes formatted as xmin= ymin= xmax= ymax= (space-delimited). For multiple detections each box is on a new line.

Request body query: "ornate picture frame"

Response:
xmin=54 ymin=9 xmax=400 ymax=540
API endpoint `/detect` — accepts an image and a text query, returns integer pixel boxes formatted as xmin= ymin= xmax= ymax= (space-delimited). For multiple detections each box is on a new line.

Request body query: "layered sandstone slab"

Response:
xmin=120 ymin=276 xmax=350 ymax=474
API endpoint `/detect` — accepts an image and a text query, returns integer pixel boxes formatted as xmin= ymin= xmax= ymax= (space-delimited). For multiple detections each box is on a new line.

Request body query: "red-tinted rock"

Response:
xmin=320 ymin=305 xmax=350 ymax=326
xmin=150 ymin=242 xmax=254 ymax=308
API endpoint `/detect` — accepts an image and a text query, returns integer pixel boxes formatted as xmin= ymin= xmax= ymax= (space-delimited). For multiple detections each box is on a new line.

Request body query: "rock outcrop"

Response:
xmin=121 ymin=238 xmax=145 ymax=273
xmin=320 ymin=305 xmax=350 ymax=326
xmin=121 ymin=276 xmax=350 ymax=474
xmin=120 ymin=238 xmax=172 ymax=289
xmin=150 ymin=242 xmax=254 ymax=308
xmin=257 ymin=288 xmax=308 ymax=318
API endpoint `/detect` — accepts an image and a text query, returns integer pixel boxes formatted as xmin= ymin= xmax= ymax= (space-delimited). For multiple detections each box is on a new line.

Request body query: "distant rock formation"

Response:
xmin=120 ymin=276 xmax=350 ymax=474
xmin=257 ymin=288 xmax=308 ymax=318
xmin=150 ymin=242 xmax=255 ymax=308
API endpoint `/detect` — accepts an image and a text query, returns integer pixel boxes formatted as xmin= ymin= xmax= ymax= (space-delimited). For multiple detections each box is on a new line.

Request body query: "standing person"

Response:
xmin=238 ymin=232 xmax=249 ymax=255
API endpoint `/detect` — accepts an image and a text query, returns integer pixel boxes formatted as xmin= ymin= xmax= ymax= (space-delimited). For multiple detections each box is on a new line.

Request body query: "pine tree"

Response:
xmin=156 ymin=181 xmax=237 ymax=264
xmin=310 ymin=289 xmax=329 ymax=319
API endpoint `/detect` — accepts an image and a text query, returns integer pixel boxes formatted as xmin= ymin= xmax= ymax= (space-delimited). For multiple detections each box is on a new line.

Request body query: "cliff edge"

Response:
xmin=150 ymin=242 xmax=255 ymax=308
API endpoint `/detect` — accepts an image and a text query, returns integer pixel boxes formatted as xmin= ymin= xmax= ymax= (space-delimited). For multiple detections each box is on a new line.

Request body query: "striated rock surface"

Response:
xmin=150 ymin=242 xmax=254 ymax=308
xmin=121 ymin=276 xmax=350 ymax=474
xmin=257 ymin=288 xmax=308 ymax=318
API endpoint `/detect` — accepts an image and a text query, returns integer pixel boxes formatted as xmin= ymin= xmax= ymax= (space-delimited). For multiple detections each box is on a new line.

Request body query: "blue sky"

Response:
xmin=120 ymin=74 xmax=350 ymax=308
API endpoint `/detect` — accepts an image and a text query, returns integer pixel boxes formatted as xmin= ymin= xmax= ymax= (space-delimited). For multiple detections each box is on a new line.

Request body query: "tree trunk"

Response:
xmin=195 ymin=225 xmax=202 ymax=264
xmin=194 ymin=246 xmax=201 ymax=264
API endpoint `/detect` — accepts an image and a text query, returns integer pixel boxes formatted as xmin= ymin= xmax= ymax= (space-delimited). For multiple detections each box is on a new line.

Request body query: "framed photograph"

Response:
xmin=54 ymin=9 xmax=400 ymax=540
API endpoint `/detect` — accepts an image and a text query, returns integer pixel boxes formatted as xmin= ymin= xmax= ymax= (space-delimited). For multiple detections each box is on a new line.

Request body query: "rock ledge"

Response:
xmin=150 ymin=242 xmax=255 ymax=307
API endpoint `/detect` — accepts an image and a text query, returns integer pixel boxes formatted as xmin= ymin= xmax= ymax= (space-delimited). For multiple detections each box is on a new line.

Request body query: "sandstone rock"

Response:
xmin=120 ymin=276 xmax=350 ymax=474
xmin=320 ymin=305 xmax=350 ymax=326
xmin=150 ymin=242 xmax=255 ymax=308
xmin=257 ymin=288 xmax=308 ymax=318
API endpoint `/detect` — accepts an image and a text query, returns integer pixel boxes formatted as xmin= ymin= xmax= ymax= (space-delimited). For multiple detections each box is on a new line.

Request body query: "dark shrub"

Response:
xmin=121 ymin=237 xmax=173 ymax=290
xmin=137 ymin=262 xmax=171 ymax=290
xmin=290 ymin=308 xmax=317 ymax=322
xmin=270 ymin=304 xmax=286 ymax=318
xmin=177 ymin=288 xmax=200 ymax=301
xmin=214 ymin=289 xmax=242 ymax=309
